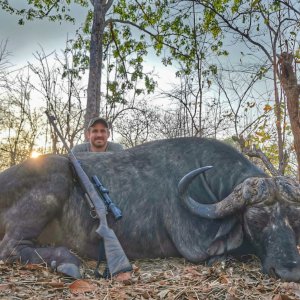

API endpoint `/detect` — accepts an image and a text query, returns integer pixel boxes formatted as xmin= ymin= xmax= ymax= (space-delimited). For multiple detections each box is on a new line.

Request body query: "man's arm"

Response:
xmin=107 ymin=142 xmax=124 ymax=152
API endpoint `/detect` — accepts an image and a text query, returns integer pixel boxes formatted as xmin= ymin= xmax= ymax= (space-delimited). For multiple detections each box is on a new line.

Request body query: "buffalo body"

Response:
xmin=1 ymin=138 xmax=300 ymax=281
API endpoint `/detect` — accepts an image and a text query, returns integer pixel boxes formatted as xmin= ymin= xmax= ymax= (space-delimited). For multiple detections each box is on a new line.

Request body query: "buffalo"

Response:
xmin=1 ymin=137 xmax=300 ymax=281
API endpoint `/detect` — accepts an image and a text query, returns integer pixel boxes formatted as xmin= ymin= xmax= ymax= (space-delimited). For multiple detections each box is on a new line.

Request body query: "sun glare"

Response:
xmin=30 ymin=151 xmax=41 ymax=158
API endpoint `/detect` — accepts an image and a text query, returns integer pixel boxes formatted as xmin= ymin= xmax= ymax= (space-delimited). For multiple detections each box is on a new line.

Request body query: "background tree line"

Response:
xmin=0 ymin=0 xmax=299 ymax=180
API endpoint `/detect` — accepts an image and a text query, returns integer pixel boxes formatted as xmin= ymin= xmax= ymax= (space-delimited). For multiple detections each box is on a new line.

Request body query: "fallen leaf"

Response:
xmin=113 ymin=271 xmax=132 ymax=284
xmin=256 ymin=284 xmax=266 ymax=292
xmin=282 ymin=282 xmax=300 ymax=290
xmin=225 ymin=294 xmax=239 ymax=300
xmin=201 ymin=284 xmax=212 ymax=293
xmin=0 ymin=257 xmax=298 ymax=299
xmin=186 ymin=296 xmax=197 ymax=300
xmin=69 ymin=279 xmax=96 ymax=294
xmin=273 ymin=294 xmax=293 ymax=300
xmin=141 ymin=291 xmax=150 ymax=299
xmin=227 ymin=287 xmax=237 ymax=296
xmin=42 ymin=270 xmax=50 ymax=277
xmin=48 ymin=282 xmax=65 ymax=288
xmin=167 ymin=292 xmax=176 ymax=300
xmin=0 ymin=284 xmax=11 ymax=291
xmin=281 ymin=282 xmax=300 ymax=298
xmin=183 ymin=266 xmax=202 ymax=276
xmin=157 ymin=289 xmax=170 ymax=299
xmin=220 ymin=275 xmax=230 ymax=284
xmin=23 ymin=264 xmax=44 ymax=270
xmin=132 ymin=264 xmax=140 ymax=272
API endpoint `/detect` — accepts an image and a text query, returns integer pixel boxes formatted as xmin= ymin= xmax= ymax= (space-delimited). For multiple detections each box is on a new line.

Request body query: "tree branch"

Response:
xmin=104 ymin=0 xmax=114 ymax=13
xmin=279 ymin=0 xmax=300 ymax=16
xmin=196 ymin=1 xmax=273 ymax=62
xmin=104 ymin=18 xmax=190 ymax=59
xmin=232 ymin=135 xmax=280 ymax=176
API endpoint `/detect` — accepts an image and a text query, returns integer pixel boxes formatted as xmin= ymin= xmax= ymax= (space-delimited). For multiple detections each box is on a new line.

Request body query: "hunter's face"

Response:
xmin=88 ymin=123 xmax=110 ymax=152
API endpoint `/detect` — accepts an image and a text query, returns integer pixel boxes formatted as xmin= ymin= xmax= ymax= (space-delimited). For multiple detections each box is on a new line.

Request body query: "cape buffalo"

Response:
xmin=1 ymin=137 xmax=300 ymax=281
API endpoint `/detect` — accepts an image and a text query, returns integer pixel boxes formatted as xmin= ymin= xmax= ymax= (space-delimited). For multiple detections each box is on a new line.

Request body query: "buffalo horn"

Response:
xmin=178 ymin=168 xmax=273 ymax=219
xmin=275 ymin=176 xmax=300 ymax=204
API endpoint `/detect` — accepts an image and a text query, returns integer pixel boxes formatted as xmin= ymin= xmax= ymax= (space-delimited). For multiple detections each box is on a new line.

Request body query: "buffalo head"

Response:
xmin=179 ymin=168 xmax=300 ymax=282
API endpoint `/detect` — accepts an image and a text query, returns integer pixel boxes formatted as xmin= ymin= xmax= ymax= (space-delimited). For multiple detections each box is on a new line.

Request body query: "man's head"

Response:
xmin=87 ymin=117 xmax=110 ymax=152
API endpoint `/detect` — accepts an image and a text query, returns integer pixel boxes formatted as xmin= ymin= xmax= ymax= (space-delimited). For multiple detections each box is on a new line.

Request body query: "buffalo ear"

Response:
xmin=294 ymin=227 xmax=300 ymax=246
xmin=214 ymin=218 xmax=237 ymax=240
xmin=207 ymin=221 xmax=243 ymax=256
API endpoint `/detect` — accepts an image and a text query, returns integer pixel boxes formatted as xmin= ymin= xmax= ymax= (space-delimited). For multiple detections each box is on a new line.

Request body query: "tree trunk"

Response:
xmin=85 ymin=0 xmax=106 ymax=131
xmin=278 ymin=52 xmax=300 ymax=181
xmin=273 ymin=53 xmax=285 ymax=175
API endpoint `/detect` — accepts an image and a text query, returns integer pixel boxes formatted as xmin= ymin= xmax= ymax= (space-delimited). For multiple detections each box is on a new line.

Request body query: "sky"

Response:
xmin=0 ymin=1 xmax=178 ymax=102
xmin=0 ymin=2 xmax=87 ymax=66
xmin=0 ymin=1 xmax=178 ymax=149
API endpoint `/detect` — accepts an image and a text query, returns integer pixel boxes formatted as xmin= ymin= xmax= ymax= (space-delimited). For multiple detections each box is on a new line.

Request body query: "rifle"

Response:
xmin=45 ymin=111 xmax=132 ymax=277
xmin=92 ymin=175 xmax=122 ymax=221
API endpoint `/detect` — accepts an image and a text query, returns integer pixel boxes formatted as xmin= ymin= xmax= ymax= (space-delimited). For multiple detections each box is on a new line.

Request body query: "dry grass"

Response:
xmin=0 ymin=257 xmax=299 ymax=299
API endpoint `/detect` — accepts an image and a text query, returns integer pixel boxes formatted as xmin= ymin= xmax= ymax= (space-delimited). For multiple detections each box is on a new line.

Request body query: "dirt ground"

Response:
xmin=0 ymin=257 xmax=300 ymax=300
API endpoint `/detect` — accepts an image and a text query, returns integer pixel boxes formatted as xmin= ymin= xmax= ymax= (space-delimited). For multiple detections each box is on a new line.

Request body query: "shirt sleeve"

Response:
xmin=71 ymin=143 xmax=90 ymax=153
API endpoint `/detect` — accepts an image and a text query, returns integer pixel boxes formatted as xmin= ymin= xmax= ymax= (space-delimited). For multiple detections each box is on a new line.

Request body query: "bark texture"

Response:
xmin=278 ymin=52 xmax=300 ymax=181
xmin=85 ymin=0 xmax=107 ymax=132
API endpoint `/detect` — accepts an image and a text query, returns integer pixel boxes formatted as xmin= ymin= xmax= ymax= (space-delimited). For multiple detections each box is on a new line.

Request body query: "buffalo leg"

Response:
xmin=0 ymin=235 xmax=81 ymax=278
xmin=0 ymin=186 xmax=81 ymax=278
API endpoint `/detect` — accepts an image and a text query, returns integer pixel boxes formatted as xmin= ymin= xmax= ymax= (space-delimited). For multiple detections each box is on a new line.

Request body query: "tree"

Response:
xmin=28 ymin=46 xmax=86 ymax=152
xmin=0 ymin=73 xmax=42 ymax=169
xmin=1 ymin=1 xmax=225 ymax=132
xmin=85 ymin=0 xmax=112 ymax=130
xmin=0 ymin=39 xmax=10 ymax=88
xmin=0 ymin=40 xmax=42 ymax=170
xmin=3 ymin=0 xmax=300 ymax=180
xmin=0 ymin=0 xmax=161 ymax=131
xmin=190 ymin=0 xmax=300 ymax=178
xmin=160 ymin=69 xmax=228 ymax=138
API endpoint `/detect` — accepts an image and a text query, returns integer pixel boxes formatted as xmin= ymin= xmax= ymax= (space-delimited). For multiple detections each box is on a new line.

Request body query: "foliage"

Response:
xmin=190 ymin=0 xmax=300 ymax=176
xmin=110 ymin=1 xmax=227 ymax=81
xmin=1 ymin=0 xmax=300 ymax=177
xmin=0 ymin=0 xmax=89 ymax=24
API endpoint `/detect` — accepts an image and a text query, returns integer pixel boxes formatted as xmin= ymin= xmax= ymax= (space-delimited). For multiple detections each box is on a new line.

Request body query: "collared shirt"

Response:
xmin=72 ymin=141 xmax=124 ymax=153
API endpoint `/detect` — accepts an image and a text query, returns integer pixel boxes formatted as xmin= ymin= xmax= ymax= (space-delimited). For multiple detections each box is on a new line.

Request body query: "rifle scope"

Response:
xmin=91 ymin=175 xmax=122 ymax=221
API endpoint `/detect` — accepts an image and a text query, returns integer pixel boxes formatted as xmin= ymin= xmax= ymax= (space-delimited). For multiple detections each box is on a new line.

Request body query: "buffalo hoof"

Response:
xmin=57 ymin=263 xmax=81 ymax=279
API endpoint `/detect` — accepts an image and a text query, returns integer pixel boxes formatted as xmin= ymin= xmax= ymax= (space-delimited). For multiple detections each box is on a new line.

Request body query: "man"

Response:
xmin=72 ymin=117 xmax=123 ymax=153
xmin=72 ymin=117 xmax=130 ymax=281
